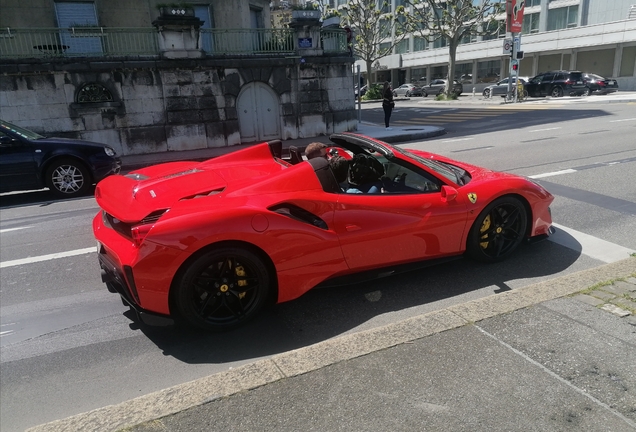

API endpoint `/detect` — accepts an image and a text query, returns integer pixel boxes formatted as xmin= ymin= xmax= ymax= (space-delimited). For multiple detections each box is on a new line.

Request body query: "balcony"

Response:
xmin=0 ymin=27 xmax=349 ymax=59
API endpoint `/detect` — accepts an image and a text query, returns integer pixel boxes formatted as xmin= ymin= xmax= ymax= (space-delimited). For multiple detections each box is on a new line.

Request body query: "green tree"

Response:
xmin=340 ymin=0 xmax=408 ymax=86
xmin=404 ymin=0 xmax=505 ymax=97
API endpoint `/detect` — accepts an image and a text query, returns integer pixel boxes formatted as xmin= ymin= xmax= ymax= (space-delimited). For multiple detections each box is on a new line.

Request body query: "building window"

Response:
xmin=379 ymin=18 xmax=391 ymax=38
xmin=379 ymin=42 xmax=391 ymax=55
xmin=195 ymin=5 xmax=215 ymax=54
xmin=548 ymin=5 xmax=578 ymax=31
xmin=431 ymin=65 xmax=447 ymax=79
xmin=477 ymin=59 xmax=501 ymax=83
xmin=483 ymin=20 xmax=505 ymax=41
xmin=413 ymin=36 xmax=427 ymax=51
xmin=396 ymin=39 xmax=409 ymax=54
xmin=432 ymin=37 xmax=446 ymax=49
xmin=76 ymin=83 xmax=113 ymax=103
xmin=54 ymin=2 xmax=102 ymax=55
xmin=378 ymin=0 xmax=390 ymax=14
xmin=526 ymin=0 xmax=541 ymax=6
xmin=411 ymin=68 xmax=426 ymax=83
xmin=522 ymin=13 xmax=540 ymax=34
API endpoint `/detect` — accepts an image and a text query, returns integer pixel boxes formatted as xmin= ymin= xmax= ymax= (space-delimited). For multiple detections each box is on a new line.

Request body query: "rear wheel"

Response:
xmin=405 ymin=91 xmax=411 ymax=97
xmin=466 ymin=197 xmax=528 ymax=262
xmin=45 ymin=158 xmax=91 ymax=198
xmin=550 ymin=87 xmax=563 ymax=98
xmin=175 ymin=247 xmax=271 ymax=331
xmin=582 ymin=87 xmax=591 ymax=96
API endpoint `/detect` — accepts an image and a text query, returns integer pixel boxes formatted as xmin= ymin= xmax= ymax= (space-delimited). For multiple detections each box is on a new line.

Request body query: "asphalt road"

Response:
xmin=1 ymin=100 xmax=635 ymax=432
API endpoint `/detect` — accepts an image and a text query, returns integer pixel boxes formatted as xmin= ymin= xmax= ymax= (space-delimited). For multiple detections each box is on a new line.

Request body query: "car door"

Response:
xmin=494 ymin=78 xmax=509 ymax=96
xmin=0 ymin=132 xmax=38 ymax=192
xmin=332 ymin=160 xmax=468 ymax=270
xmin=538 ymin=73 xmax=555 ymax=96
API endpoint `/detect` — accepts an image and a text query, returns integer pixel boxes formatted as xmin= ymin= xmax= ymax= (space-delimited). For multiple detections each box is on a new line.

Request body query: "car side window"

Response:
xmin=376 ymin=155 xmax=441 ymax=194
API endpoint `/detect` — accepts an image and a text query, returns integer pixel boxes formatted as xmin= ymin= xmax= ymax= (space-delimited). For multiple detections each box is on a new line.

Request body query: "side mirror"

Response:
xmin=440 ymin=185 xmax=458 ymax=203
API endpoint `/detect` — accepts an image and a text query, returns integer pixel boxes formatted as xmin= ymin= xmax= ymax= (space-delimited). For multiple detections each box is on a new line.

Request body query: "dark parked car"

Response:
xmin=582 ymin=73 xmax=619 ymax=95
xmin=0 ymin=119 xmax=121 ymax=198
xmin=422 ymin=79 xmax=463 ymax=96
xmin=482 ymin=77 xmax=530 ymax=98
xmin=525 ymin=71 xmax=586 ymax=98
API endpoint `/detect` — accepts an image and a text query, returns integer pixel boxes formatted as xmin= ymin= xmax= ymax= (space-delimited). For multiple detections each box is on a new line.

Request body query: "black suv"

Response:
xmin=525 ymin=71 xmax=586 ymax=98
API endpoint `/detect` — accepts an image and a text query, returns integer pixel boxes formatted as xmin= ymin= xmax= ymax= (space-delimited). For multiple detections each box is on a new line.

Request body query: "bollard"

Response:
xmin=472 ymin=87 xmax=475 ymax=97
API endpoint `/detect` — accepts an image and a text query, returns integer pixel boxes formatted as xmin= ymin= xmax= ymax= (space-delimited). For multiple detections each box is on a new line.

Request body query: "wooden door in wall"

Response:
xmin=237 ymin=82 xmax=280 ymax=142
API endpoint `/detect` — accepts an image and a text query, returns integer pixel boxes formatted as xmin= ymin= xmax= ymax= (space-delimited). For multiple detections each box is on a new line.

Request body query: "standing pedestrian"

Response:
xmin=382 ymin=81 xmax=394 ymax=130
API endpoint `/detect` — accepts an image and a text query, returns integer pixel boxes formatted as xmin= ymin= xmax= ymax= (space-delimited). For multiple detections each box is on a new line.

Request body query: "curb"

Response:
xmin=26 ymin=257 xmax=636 ymax=432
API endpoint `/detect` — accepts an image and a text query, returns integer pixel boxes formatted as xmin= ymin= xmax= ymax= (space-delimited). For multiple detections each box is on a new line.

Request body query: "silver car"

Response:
xmin=482 ymin=77 xmax=529 ymax=98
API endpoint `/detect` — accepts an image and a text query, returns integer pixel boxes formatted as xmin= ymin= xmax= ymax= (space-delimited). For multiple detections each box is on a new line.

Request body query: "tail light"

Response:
xmin=598 ymin=81 xmax=606 ymax=86
xmin=131 ymin=223 xmax=153 ymax=248
xmin=565 ymin=80 xmax=573 ymax=85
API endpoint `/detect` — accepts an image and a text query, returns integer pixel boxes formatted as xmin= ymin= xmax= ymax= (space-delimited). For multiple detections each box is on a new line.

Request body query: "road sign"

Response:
xmin=503 ymin=38 xmax=512 ymax=54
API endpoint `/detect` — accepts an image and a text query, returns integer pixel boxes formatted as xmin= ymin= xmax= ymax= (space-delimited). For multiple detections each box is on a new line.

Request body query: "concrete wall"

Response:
xmin=0 ymin=56 xmax=356 ymax=156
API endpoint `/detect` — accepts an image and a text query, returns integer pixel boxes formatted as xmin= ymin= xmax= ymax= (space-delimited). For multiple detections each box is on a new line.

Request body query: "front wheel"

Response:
xmin=45 ymin=158 xmax=91 ymax=198
xmin=466 ymin=197 xmax=528 ymax=262
xmin=483 ymin=88 xmax=491 ymax=98
xmin=174 ymin=247 xmax=272 ymax=331
xmin=550 ymin=87 xmax=564 ymax=98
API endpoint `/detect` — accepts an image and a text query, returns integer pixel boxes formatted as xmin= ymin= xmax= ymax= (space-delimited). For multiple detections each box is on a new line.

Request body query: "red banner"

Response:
xmin=506 ymin=0 xmax=525 ymax=33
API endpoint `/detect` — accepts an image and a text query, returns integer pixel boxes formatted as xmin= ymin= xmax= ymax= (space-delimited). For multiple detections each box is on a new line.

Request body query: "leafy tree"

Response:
xmin=404 ymin=0 xmax=505 ymax=97
xmin=340 ymin=0 xmax=408 ymax=86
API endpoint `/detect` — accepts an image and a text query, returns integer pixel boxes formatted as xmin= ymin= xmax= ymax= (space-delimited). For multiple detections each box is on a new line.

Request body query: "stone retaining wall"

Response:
xmin=0 ymin=56 xmax=356 ymax=156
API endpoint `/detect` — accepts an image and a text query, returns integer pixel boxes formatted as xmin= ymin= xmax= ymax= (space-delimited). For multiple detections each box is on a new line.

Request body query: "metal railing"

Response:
xmin=0 ymin=27 xmax=158 ymax=58
xmin=200 ymin=27 xmax=295 ymax=55
xmin=321 ymin=29 xmax=348 ymax=53
xmin=0 ymin=27 xmax=350 ymax=59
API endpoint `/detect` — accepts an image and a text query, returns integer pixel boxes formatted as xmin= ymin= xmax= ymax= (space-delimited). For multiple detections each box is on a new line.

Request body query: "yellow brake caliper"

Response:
xmin=235 ymin=265 xmax=247 ymax=299
xmin=480 ymin=215 xmax=491 ymax=249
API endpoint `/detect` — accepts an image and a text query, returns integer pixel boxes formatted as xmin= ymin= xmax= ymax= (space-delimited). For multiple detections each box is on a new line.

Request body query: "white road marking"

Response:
xmin=528 ymin=169 xmax=577 ymax=179
xmin=0 ymin=331 xmax=14 ymax=337
xmin=0 ymin=247 xmax=96 ymax=269
xmin=550 ymin=223 xmax=636 ymax=264
xmin=528 ymin=127 xmax=561 ymax=132
xmin=441 ymin=138 xmax=474 ymax=143
xmin=609 ymin=118 xmax=636 ymax=122
xmin=0 ymin=226 xmax=33 ymax=234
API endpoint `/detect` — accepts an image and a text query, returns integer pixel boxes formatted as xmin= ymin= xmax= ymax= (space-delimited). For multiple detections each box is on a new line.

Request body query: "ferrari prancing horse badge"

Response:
xmin=467 ymin=193 xmax=477 ymax=204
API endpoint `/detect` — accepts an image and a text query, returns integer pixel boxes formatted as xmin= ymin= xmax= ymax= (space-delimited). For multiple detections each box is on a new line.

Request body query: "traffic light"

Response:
xmin=512 ymin=63 xmax=518 ymax=72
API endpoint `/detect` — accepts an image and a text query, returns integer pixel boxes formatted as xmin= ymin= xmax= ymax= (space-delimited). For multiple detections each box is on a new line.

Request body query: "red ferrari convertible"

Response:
xmin=93 ymin=133 xmax=554 ymax=331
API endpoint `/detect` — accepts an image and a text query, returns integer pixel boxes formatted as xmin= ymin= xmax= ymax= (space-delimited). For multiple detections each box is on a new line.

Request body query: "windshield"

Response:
xmin=392 ymin=146 xmax=460 ymax=184
xmin=0 ymin=120 xmax=44 ymax=140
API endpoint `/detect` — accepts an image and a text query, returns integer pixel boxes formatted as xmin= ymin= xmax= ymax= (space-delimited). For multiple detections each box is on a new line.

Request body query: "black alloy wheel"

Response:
xmin=466 ymin=197 xmax=528 ymax=262
xmin=550 ymin=87 xmax=564 ymax=98
xmin=405 ymin=91 xmax=411 ymax=97
xmin=45 ymin=158 xmax=91 ymax=198
xmin=582 ymin=87 xmax=591 ymax=96
xmin=175 ymin=247 xmax=271 ymax=331
xmin=483 ymin=88 xmax=491 ymax=98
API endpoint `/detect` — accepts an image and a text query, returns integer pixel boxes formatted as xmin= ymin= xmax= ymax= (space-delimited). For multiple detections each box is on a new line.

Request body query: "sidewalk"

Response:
xmin=28 ymin=258 xmax=636 ymax=432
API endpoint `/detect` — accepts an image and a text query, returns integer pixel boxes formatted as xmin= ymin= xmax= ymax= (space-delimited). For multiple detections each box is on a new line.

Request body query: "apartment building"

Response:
xmin=347 ymin=0 xmax=636 ymax=91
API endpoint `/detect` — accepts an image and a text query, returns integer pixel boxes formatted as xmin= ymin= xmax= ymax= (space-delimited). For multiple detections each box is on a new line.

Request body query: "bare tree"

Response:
xmin=404 ymin=0 xmax=504 ymax=97
xmin=340 ymin=0 xmax=408 ymax=86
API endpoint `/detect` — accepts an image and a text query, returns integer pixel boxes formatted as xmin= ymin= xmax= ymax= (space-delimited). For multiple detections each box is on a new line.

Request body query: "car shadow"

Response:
xmin=135 ymin=233 xmax=582 ymax=364
xmin=0 ymin=187 xmax=96 ymax=208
